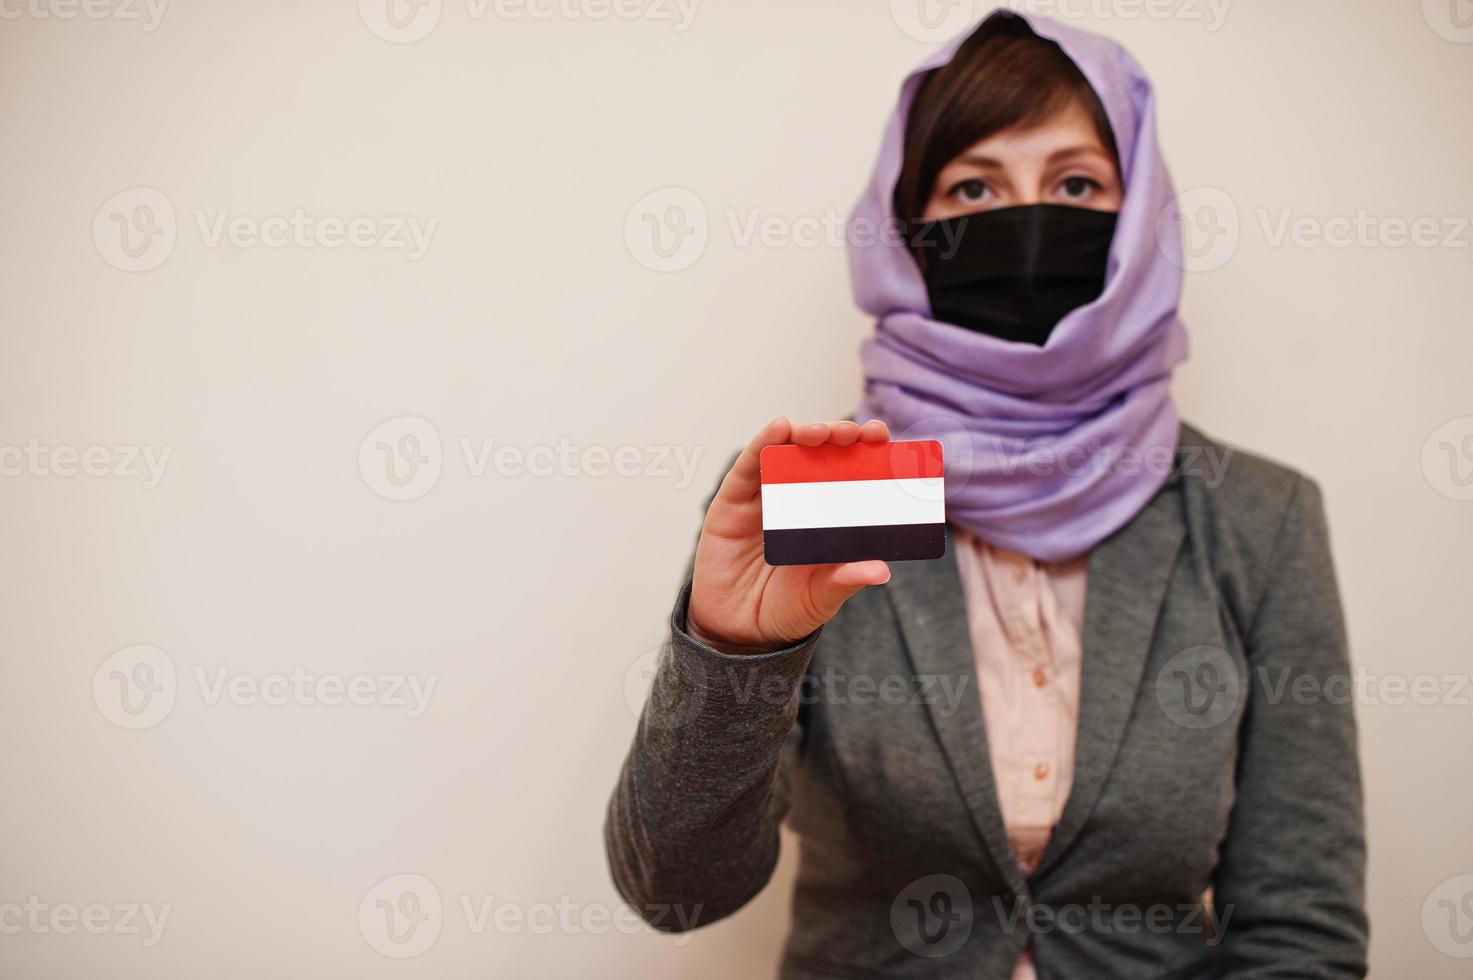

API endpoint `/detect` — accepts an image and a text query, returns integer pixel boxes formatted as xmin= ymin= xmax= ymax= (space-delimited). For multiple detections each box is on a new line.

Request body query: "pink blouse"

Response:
xmin=951 ymin=523 xmax=1088 ymax=980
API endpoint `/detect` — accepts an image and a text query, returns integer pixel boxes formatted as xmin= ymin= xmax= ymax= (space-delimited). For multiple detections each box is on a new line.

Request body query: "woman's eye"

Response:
xmin=948 ymin=179 xmax=989 ymax=203
xmin=1059 ymin=175 xmax=1102 ymax=199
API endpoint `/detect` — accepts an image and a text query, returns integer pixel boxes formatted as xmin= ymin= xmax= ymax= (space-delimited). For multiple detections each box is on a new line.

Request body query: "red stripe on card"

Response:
xmin=760 ymin=439 xmax=943 ymax=484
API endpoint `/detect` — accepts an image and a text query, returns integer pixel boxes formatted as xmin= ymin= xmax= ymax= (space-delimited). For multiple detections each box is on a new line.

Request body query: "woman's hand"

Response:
xmin=686 ymin=416 xmax=894 ymax=655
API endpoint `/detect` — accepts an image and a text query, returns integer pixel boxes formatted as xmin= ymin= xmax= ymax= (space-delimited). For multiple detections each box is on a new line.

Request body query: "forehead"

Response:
xmin=949 ymin=99 xmax=1108 ymax=161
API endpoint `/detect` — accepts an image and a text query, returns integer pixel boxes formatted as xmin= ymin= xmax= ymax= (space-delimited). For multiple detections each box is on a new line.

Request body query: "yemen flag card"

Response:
xmin=759 ymin=439 xmax=946 ymax=566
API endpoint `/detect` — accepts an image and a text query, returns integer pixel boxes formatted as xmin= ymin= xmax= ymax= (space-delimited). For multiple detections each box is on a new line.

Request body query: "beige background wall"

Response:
xmin=1 ymin=0 xmax=1470 ymax=976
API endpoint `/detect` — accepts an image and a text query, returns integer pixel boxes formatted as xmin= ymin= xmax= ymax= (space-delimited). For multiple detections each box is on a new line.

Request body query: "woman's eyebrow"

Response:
xmin=954 ymin=152 xmax=1006 ymax=170
xmin=952 ymin=145 xmax=1108 ymax=170
xmin=1045 ymin=145 xmax=1109 ymax=166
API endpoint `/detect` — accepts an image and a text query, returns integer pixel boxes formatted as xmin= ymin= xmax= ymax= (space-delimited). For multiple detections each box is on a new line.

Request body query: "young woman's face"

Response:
xmin=920 ymin=98 xmax=1123 ymax=221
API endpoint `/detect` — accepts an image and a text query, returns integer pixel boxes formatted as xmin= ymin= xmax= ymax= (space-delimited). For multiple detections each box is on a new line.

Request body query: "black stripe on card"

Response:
xmin=763 ymin=523 xmax=947 ymax=566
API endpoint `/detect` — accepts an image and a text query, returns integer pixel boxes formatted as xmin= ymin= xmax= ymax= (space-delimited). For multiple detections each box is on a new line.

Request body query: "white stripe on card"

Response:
xmin=760 ymin=477 xmax=945 ymax=531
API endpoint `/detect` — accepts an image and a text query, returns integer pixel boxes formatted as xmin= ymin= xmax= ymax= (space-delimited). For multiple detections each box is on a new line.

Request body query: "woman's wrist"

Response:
xmin=684 ymin=613 xmax=788 ymax=657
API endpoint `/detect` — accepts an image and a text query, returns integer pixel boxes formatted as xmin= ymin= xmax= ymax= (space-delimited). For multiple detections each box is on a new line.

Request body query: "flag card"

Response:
xmin=759 ymin=439 xmax=946 ymax=566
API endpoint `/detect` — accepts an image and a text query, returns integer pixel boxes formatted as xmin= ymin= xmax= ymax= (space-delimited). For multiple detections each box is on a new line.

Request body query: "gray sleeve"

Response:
xmin=603 ymin=454 xmax=821 ymax=933
xmin=1212 ymin=476 xmax=1369 ymax=977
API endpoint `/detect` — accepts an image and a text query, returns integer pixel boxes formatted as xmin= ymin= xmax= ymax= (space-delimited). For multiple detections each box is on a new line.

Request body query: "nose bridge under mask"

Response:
xmin=914 ymin=203 xmax=1118 ymax=345
xmin=1019 ymin=205 xmax=1048 ymax=287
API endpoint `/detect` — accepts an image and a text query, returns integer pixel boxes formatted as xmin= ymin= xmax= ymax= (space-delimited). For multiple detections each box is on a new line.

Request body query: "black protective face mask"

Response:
xmin=912 ymin=203 xmax=1118 ymax=346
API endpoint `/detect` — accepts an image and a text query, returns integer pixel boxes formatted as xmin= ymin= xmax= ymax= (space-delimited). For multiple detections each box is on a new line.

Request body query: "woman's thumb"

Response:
xmin=808 ymin=560 xmax=892 ymax=619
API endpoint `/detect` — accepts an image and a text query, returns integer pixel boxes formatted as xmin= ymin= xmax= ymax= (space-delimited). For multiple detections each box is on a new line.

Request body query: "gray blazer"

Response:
xmin=605 ymin=421 xmax=1368 ymax=979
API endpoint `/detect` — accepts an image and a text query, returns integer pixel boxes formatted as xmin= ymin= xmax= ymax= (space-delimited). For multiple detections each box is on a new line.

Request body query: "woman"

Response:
xmin=606 ymin=10 xmax=1367 ymax=979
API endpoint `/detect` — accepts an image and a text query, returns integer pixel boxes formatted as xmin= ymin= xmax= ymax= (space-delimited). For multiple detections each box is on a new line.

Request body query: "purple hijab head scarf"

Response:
xmin=850 ymin=9 xmax=1189 ymax=563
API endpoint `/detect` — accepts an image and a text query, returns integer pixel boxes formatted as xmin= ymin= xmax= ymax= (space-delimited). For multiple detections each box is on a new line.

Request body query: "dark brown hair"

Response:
xmin=892 ymin=13 xmax=1119 ymax=228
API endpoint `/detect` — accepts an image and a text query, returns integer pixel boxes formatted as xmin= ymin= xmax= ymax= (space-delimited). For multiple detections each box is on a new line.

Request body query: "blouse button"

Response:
xmin=1034 ymin=762 xmax=1050 ymax=780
